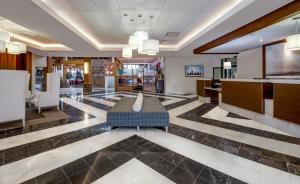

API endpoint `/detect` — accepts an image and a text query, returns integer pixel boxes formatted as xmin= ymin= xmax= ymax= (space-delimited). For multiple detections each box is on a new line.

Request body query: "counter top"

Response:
xmin=221 ymin=79 xmax=300 ymax=84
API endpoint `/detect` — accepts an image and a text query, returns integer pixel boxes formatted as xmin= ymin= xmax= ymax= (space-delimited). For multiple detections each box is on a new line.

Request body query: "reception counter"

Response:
xmin=219 ymin=79 xmax=300 ymax=137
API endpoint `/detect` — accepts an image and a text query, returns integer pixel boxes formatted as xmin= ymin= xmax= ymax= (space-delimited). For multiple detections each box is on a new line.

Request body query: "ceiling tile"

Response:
xmin=119 ymin=0 xmax=163 ymax=9
xmin=184 ymin=0 xmax=214 ymax=11
xmin=94 ymin=0 xmax=120 ymax=10
xmin=161 ymin=0 xmax=189 ymax=10
xmin=69 ymin=0 xmax=97 ymax=11
xmin=80 ymin=11 xmax=101 ymax=19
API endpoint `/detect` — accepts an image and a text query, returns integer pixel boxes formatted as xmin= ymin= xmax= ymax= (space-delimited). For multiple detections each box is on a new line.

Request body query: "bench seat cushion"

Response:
xmin=107 ymin=97 xmax=169 ymax=127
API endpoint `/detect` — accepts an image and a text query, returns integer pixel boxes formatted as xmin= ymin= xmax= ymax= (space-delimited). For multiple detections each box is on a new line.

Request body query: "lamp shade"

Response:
xmin=0 ymin=40 xmax=6 ymax=53
xmin=143 ymin=39 xmax=159 ymax=55
xmin=128 ymin=35 xmax=141 ymax=49
xmin=6 ymin=42 xmax=20 ymax=54
xmin=0 ymin=31 xmax=10 ymax=42
xmin=122 ymin=46 xmax=132 ymax=58
xmin=287 ymin=34 xmax=300 ymax=51
xmin=224 ymin=62 xmax=232 ymax=69
xmin=134 ymin=31 xmax=148 ymax=41
xmin=14 ymin=42 xmax=27 ymax=53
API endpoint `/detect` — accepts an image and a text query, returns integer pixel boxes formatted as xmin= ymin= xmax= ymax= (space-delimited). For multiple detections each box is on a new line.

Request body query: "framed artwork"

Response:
xmin=185 ymin=65 xmax=204 ymax=77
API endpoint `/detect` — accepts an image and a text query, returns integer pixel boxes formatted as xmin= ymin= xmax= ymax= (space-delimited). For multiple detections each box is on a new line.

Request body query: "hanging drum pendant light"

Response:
xmin=287 ymin=17 xmax=300 ymax=51
xmin=122 ymin=46 xmax=132 ymax=58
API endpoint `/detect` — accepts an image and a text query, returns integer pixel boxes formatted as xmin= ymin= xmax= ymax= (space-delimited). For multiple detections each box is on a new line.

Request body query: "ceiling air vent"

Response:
xmin=165 ymin=32 xmax=180 ymax=37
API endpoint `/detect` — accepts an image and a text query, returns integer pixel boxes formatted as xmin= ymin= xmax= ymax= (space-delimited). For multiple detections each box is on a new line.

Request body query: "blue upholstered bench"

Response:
xmin=107 ymin=97 xmax=169 ymax=131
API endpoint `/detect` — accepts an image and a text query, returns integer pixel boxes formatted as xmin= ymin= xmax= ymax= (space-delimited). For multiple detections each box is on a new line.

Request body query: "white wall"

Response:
xmin=237 ymin=47 xmax=263 ymax=79
xmin=164 ymin=55 xmax=221 ymax=94
xmin=31 ymin=54 xmax=47 ymax=92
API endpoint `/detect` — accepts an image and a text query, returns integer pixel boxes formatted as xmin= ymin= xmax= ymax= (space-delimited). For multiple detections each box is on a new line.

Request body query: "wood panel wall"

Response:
xmin=196 ymin=80 xmax=212 ymax=97
xmin=273 ymin=84 xmax=300 ymax=125
xmin=222 ymin=81 xmax=266 ymax=114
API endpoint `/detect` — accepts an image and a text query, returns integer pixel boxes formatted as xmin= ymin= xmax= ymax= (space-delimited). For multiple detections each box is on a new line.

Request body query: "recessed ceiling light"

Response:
xmin=123 ymin=13 xmax=128 ymax=17
xmin=259 ymin=38 xmax=263 ymax=42
xmin=137 ymin=14 xmax=142 ymax=18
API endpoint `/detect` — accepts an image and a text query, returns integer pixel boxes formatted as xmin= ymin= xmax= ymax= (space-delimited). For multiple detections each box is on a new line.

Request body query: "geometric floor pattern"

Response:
xmin=0 ymin=90 xmax=300 ymax=184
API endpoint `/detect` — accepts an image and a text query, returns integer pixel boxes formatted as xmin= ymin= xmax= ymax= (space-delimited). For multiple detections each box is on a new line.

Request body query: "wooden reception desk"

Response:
xmin=273 ymin=81 xmax=300 ymax=125
xmin=219 ymin=79 xmax=300 ymax=136
xmin=221 ymin=79 xmax=273 ymax=114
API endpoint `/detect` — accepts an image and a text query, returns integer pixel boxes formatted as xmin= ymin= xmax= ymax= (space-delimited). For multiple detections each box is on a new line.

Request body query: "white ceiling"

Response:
xmin=68 ymin=0 xmax=218 ymax=44
xmin=0 ymin=0 xmax=294 ymax=56
xmin=207 ymin=14 xmax=300 ymax=53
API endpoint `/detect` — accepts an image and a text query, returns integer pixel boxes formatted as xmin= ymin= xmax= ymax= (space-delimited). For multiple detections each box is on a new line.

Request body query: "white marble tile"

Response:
xmin=137 ymin=129 xmax=299 ymax=184
xmin=93 ymin=158 xmax=175 ymax=184
xmin=0 ymin=129 xmax=136 ymax=184
xmin=83 ymin=96 xmax=116 ymax=107
xmin=60 ymin=97 xmax=107 ymax=119
xmin=0 ymin=118 xmax=105 ymax=150
xmin=170 ymin=117 xmax=300 ymax=158
xmin=202 ymin=107 xmax=292 ymax=136
xmin=168 ymin=100 xmax=202 ymax=117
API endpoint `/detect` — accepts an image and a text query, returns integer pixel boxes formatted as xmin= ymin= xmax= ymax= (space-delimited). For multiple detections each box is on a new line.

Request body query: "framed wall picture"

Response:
xmin=185 ymin=65 xmax=204 ymax=77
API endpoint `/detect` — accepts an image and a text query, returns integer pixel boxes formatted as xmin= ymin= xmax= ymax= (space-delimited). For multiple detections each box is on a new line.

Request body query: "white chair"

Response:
xmin=35 ymin=73 xmax=60 ymax=113
xmin=0 ymin=70 xmax=27 ymax=126
xmin=25 ymin=72 xmax=34 ymax=106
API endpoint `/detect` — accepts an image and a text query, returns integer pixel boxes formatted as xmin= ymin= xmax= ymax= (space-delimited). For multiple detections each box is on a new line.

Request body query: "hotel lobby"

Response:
xmin=0 ymin=0 xmax=300 ymax=184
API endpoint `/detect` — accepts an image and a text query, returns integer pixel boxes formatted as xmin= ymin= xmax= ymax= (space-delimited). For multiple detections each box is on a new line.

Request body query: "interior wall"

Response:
xmin=164 ymin=55 xmax=221 ymax=94
xmin=237 ymin=47 xmax=263 ymax=79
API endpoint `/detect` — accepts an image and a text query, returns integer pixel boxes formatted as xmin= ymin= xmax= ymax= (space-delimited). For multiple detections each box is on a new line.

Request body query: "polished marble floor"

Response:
xmin=0 ymin=90 xmax=299 ymax=184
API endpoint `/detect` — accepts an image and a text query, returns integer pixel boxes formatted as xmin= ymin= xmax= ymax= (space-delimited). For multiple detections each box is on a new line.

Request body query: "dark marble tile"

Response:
xmin=177 ymin=158 xmax=206 ymax=176
xmin=62 ymin=159 xmax=89 ymax=177
xmin=150 ymin=158 xmax=176 ymax=176
xmin=67 ymin=167 xmax=98 ymax=184
xmin=35 ymin=168 xmax=69 ymax=184
xmin=237 ymin=144 xmax=261 ymax=162
xmin=62 ymin=131 xmax=84 ymax=143
xmin=21 ymin=179 xmax=37 ymax=184
xmin=287 ymin=163 xmax=300 ymax=176
xmin=114 ymin=139 xmax=133 ymax=150
xmin=90 ymin=158 xmax=118 ymax=177
xmin=127 ymin=135 xmax=146 ymax=144
xmin=5 ymin=127 xmax=24 ymax=137
xmin=124 ymin=144 xmax=146 ymax=157
xmin=101 ymin=145 xmax=122 ymax=157
xmin=168 ymin=166 xmax=198 ymax=184
xmin=261 ymin=149 xmax=286 ymax=162
xmin=186 ymin=131 xmax=207 ymax=143
xmin=201 ymin=135 xmax=223 ymax=149
xmin=260 ymin=155 xmax=288 ymax=172
xmin=108 ymin=151 xmax=133 ymax=166
xmin=4 ymin=145 xmax=29 ymax=164
xmin=136 ymin=139 xmax=156 ymax=150
xmin=148 ymin=144 xmax=169 ymax=157
xmin=136 ymin=151 xmax=160 ymax=165
xmin=218 ymin=139 xmax=241 ymax=155
xmin=83 ymin=151 xmax=108 ymax=166
xmin=285 ymin=155 xmax=300 ymax=166
xmin=89 ymin=124 xmax=106 ymax=135
xmin=0 ymin=130 xmax=5 ymax=139
xmin=195 ymin=167 xmax=229 ymax=184
xmin=161 ymin=150 xmax=185 ymax=166
xmin=227 ymin=177 xmax=248 ymax=184
xmin=27 ymin=140 xmax=50 ymax=156
xmin=46 ymin=136 xmax=68 ymax=149
xmin=168 ymin=125 xmax=193 ymax=138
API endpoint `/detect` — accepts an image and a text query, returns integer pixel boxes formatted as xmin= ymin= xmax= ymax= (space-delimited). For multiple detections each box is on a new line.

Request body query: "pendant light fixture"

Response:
xmin=6 ymin=42 xmax=21 ymax=54
xmin=143 ymin=39 xmax=159 ymax=55
xmin=287 ymin=17 xmax=300 ymax=51
xmin=122 ymin=46 xmax=132 ymax=58
xmin=0 ymin=17 xmax=10 ymax=53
